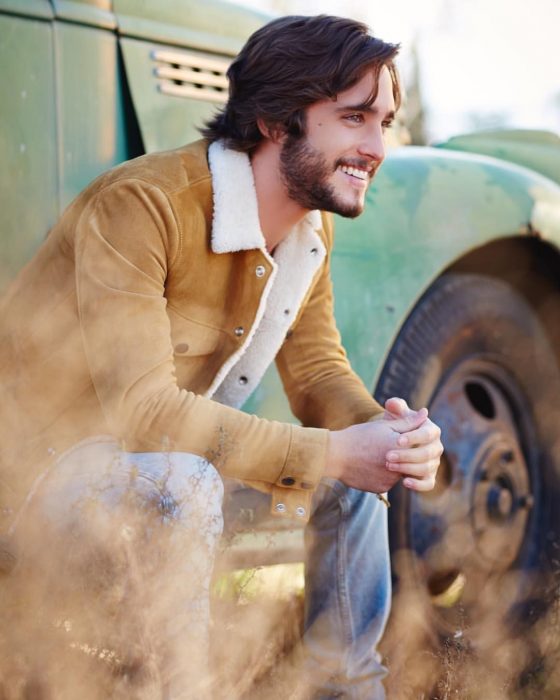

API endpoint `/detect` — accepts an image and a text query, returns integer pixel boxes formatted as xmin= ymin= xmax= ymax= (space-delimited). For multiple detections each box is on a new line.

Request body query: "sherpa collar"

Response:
xmin=207 ymin=140 xmax=322 ymax=253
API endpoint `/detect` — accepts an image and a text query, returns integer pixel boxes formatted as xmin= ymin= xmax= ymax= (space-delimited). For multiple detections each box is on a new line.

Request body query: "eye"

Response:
xmin=382 ymin=120 xmax=394 ymax=131
xmin=344 ymin=113 xmax=364 ymax=125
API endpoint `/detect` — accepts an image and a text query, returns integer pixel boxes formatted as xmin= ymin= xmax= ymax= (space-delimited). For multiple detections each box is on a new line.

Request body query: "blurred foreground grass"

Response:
xmin=211 ymin=562 xmax=560 ymax=699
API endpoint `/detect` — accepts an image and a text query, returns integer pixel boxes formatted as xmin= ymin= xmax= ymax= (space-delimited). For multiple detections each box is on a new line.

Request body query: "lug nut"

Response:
xmin=518 ymin=494 xmax=534 ymax=510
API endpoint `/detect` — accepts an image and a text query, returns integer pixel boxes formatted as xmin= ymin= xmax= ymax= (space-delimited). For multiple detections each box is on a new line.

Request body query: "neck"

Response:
xmin=251 ymin=140 xmax=308 ymax=252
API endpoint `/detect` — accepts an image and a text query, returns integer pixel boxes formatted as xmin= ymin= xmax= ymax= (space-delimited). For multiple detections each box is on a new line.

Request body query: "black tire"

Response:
xmin=375 ymin=272 xmax=560 ymax=695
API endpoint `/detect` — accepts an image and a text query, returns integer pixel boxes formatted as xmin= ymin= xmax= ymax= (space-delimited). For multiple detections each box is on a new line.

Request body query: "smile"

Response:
xmin=338 ymin=164 xmax=369 ymax=181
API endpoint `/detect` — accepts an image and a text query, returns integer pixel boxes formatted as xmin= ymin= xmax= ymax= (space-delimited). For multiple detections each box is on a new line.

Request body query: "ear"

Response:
xmin=256 ymin=117 xmax=285 ymax=144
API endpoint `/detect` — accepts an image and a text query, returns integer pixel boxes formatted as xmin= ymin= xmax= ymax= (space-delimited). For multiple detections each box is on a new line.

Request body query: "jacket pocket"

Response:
xmin=167 ymin=307 xmax=225 ymax=357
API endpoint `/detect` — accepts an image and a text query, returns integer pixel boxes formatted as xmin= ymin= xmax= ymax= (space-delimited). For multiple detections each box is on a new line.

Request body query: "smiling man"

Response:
xmin=276 ymin=67 xmax=395 ymax=220
xmin=0 ymin=14 xmax=441 ymax=700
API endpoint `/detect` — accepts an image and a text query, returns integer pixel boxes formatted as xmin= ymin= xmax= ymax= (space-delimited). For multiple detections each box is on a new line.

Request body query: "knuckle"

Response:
xmin=419 ymin=474 xmax=436 ymax=491
xmin=417 ymin=478 xmax=432 ymax=492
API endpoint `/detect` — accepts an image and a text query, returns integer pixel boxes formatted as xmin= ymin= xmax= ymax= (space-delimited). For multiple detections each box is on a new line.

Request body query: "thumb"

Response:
xmin=387 ymin=405 xmax=428 ymax=434
xmin=384 ymin=397 xmax=415 ymax=419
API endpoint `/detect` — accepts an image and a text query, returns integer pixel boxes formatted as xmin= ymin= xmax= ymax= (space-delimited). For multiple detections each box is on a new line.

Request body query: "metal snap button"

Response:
xmin=310 ymin=247 xmax=318 ymax=254
xmin=174 ymin=342 xmax=189 ymax=354
xmin=275 ymin=503 xmax=286 ymax=513
xmin=234 ymin=326 xmax=244 ymax=337
xmin=238 ymin=375 xmax=248 ymax=385
xmin=281 ymin=477 xmax=295 ymax=486
xmin=255 ymin=265 xmax=266 ymax=277
xmin=295 ymin=506 xmax=306 ymax=517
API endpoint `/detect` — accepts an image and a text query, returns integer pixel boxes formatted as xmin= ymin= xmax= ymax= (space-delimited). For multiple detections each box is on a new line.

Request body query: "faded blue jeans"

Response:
xmin=12 ymin=437 xmax=390 ymax=699
xmin=304 ymin=479 xmax=391 ymax=699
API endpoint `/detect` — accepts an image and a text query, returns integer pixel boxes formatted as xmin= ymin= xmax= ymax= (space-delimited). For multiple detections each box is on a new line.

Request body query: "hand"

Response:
xmin=383 ymin=397 xmax=443 ymax=492
xmin=326 ymin=399 xmax=431 ymax=493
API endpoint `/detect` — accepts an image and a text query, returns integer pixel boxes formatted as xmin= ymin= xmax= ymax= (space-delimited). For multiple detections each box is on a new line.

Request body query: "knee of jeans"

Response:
xmin=140 ymin=454 xmax=224 ymax=534
xmin=178 ymin=456 xmax=224 ymax=504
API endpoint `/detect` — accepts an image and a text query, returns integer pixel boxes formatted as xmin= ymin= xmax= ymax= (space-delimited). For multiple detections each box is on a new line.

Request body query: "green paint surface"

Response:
xmin=0 ymin=0 xmax=53 ymax=20
xmin=114 ymin=0 xmax=269 ymax=53
xmin=0 ymin=13 xmax=57 ymax=284
xmin=55 ymin=22 xmax=130 ymax=210
xmin=438 ymin=130 xmax=560 ymax=186
xmin=52 ymin=0 xmax=115 ymax=29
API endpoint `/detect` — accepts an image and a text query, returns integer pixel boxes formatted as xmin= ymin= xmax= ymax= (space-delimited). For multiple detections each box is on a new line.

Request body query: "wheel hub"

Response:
xmin=406 ymin=361 xmax=536 ymax=612
xmin=471 ymin=438 xmax=530 ymax=567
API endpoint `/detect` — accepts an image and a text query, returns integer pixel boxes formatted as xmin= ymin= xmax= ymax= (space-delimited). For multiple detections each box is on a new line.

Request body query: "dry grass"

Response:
xmin=3 ymin=528 xmax=560 ymax=699
xmin=208 ymin=557 xmax=560 ymax=700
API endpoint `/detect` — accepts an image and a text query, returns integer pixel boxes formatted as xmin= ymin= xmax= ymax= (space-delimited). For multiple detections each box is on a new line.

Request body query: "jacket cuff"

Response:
xmin=270 ymin=425 xmax=329 ymax=521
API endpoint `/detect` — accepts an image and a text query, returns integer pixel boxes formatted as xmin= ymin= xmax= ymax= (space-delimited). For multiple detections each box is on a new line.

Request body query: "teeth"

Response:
xmin=340 ymin=165 xmax=368 ymax=180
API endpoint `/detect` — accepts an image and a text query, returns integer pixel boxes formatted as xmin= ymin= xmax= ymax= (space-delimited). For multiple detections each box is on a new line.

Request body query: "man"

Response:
xmin=0 ymin=14 xmax=442 ymax=700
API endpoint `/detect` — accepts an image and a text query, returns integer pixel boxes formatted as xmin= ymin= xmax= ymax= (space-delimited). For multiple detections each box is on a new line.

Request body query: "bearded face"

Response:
xmin=279 ymin=134 xmax=374 ymax=219
xmin=278 ymin=66 xmax=395 ymax=218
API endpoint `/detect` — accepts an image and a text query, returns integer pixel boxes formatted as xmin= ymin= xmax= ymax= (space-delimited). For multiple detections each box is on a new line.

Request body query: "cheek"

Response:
xmin=306 ymin=121 xmax=346 ymax=151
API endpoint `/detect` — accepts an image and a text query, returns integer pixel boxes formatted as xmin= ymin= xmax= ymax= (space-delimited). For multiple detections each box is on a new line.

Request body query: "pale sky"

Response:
xmin=227 ymin=0 xmax=560 ymax=143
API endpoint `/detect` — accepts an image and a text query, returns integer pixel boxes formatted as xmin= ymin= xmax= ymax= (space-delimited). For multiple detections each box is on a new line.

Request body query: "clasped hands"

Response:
xmin=326 ymin=397 xmax=443 ymax=495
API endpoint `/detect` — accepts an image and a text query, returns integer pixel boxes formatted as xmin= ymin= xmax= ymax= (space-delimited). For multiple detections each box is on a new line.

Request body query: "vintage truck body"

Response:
xmin=2 ymin=0 xmax=560 ymax=644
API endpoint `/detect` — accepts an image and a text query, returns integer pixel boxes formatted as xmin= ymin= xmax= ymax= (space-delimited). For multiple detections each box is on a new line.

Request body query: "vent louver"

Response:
xmin=152 ymin=49 xmax=231 ymax=103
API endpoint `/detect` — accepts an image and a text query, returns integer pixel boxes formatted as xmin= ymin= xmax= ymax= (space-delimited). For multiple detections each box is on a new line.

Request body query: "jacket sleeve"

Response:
xmin=74 ymin=178 xmax=328 ymax=519
xmin=275 ymin=212 xmax=385 ymax=430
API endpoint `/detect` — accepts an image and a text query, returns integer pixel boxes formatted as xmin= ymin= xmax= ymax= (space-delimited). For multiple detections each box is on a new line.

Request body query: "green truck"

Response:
xmin=3 ymin=0 xmax=560 ymax=680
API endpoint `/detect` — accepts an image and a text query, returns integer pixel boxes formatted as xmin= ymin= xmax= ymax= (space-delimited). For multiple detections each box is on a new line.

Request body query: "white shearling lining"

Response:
xmin=208 ymin=140 xmax=266 ymax=253
xmin=212 ymin=220 xmax=326 ymax=408
xmin=205 ymin=141 xmax=326 ymax=406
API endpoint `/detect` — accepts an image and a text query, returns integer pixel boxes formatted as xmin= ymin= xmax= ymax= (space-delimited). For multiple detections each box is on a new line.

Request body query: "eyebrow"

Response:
xmin=335 ymin=104 xmax=396 ymax=120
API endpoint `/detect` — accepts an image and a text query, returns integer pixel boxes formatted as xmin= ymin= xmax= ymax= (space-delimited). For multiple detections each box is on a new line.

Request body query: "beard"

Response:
xmin=279 ymin=134 xmax=369 ymax=219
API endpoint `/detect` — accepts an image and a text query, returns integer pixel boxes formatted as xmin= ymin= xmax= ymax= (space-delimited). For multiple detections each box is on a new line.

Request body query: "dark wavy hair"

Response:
xmin=201 ymin=15 xmax=401 ymax=153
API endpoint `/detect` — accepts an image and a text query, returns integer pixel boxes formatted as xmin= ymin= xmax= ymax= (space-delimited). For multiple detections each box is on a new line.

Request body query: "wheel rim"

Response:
xmin=407 ymin=357 xmax=539 ymax=627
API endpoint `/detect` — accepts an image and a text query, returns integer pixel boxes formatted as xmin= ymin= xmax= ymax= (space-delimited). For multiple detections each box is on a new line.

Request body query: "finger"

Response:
xmin=388 ymin=407 xmax=429 ymax=434
xmin=386 ymin=444 xmax=442 ymax=466
xmin=384 ymin=397 xmax=428 ymax=420
xmin=384 ymin=397 xmax=412 ymax=418
xmin=394 ymin=420 xmax=441 ymax=447
xmin=387 ymin=458 xmax=441 ymax=479
xmin=402 ymin=471 xmax=439 ymax=491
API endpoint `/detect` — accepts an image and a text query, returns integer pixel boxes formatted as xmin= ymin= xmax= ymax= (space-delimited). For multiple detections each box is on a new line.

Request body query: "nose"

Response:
xmin=358 ymin=124 xmax=386 ymax=165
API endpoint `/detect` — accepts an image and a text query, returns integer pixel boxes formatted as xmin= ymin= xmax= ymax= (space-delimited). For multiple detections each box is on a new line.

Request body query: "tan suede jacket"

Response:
xmin=0 ymin=140 xmax=383 ymax=524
